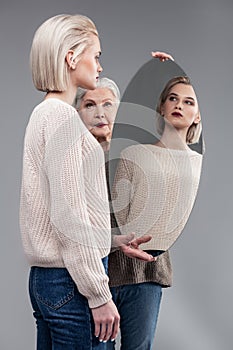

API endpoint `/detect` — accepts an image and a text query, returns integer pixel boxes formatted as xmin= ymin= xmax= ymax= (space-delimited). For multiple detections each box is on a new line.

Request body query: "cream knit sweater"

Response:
xmin=20 ymin=98 xmax=112 ymax=308
xmin=111 ymin=144 xmax=202 ymax=252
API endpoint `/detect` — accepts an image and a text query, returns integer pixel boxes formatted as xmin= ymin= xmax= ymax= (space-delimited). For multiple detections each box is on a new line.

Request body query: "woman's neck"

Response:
xmin=45 ymin=85 xmax=77 ymax=106
xmin=156 ymin=125 xmax=189 ymax=150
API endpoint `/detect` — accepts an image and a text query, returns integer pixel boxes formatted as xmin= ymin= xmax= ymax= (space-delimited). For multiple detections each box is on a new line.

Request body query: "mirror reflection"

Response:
xmin=76 ymin=59 xmax=203 ymax=254
xmin=109 ymin=59 xmax=203 ymax=253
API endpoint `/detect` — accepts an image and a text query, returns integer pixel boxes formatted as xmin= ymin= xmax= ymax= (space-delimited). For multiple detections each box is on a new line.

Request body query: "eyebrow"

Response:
xmin=168 ymin=92 xmax=195 ymax=101
xmin=83 ymin=98 xmax=114 ymax=103
xmin=83 ymin=99 xmax=96 ymax=104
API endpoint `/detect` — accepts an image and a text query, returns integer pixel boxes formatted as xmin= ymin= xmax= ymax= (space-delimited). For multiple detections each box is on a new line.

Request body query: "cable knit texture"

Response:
xmin=108 ymin=144 xmax=202 ymax=287
xmin=20 ymin=98 xmax=112 ymax=308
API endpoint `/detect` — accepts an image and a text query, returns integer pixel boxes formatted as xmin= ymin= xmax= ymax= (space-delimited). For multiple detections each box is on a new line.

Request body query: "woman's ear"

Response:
xmin=194 ymin=112 xmax=201 ymax=124
xmin=66 ymin=50 xmax=76 ymax=69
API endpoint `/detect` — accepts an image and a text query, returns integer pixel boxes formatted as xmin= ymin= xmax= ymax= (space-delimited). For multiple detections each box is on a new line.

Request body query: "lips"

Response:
xmin=172 ymin=112 xmax=183 ymax=117
xmin=95 ymin=123 xmax=108 ymax=128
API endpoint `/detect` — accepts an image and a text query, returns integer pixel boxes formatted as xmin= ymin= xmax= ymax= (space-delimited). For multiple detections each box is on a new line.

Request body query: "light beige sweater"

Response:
xmin=111 ymin=144 xmax=202 ymax=252
xmin=20 ymin=98 xmax=112 ymax=308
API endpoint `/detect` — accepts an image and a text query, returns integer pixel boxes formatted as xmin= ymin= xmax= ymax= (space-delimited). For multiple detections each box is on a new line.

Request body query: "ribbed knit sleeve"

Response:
xmin=20 ymin=99 xmax=112 ymax=308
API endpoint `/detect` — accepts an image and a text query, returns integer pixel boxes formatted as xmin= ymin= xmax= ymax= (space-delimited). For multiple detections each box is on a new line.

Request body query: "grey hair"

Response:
xmin=74 ymin=77 xmax=120 ymax=110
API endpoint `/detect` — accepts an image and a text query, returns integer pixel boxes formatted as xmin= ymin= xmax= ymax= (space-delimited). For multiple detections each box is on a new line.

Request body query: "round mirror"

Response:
xmin=109 ymin=58 xmax=203 ymax=253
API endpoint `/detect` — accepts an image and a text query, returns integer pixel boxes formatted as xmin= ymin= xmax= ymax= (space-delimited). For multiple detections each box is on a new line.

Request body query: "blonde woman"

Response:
xmin=20 ymin=14 xmax=120 ymax=349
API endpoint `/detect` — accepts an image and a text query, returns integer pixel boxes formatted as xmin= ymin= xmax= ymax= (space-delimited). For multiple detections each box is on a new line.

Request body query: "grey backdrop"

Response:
xmin=1 ymin=0 xmax=232 ymax=349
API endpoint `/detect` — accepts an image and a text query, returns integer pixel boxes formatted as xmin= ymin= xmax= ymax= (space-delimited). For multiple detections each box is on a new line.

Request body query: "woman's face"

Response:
xmin=79 ymin=87 xmax=118 ymax=140
xmin=74 ymin=35 xmax=103 ymax=90
xmin=161 ymin=83 xmax=200 ymax=131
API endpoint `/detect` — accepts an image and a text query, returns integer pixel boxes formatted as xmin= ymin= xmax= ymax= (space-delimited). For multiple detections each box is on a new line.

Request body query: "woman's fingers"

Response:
xmin=121 ymin=244 xmax=155 ymax=262
xmin=151 ymin=51 xmax=174 ymax=61
xmin=91 ymin=300 xmax=120 ymax=342
xmin=129 ymin=234 xmax=152 ymax=247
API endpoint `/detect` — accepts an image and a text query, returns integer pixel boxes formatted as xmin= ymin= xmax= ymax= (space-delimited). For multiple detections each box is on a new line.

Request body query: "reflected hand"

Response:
xmin=113 ymin=233 xmax=156 ymax=262
xmin=151 ymin=51 xmax=174 ymax=61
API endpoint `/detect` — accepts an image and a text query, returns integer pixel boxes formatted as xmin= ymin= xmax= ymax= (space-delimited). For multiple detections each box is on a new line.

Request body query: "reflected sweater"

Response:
xmin=20 ymin=98 xmax=112 ymax=308
xmin=108 ymin=144 xmax=202 ymax=287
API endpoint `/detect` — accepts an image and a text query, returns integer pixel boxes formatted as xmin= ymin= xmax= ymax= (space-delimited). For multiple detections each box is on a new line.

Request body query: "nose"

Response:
xmin=175 ymin=100 xmax=183 ymax=110
xmin=95 ymin=104 xmax=105 ymax=118
xmin=98 ymin=61 xmax=103 ymax=73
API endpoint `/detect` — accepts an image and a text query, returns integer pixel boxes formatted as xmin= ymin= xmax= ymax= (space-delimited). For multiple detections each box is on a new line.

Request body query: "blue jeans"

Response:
xmin=29 ymin=257 xmax=108 ymax=350
xmin=107 ymin=282 xmax=162 ymax=350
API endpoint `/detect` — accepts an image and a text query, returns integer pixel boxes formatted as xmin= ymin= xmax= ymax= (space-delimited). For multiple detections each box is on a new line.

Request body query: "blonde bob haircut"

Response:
xmin=156 ymin=76 xmax=202 ymax=144
xmin=30 ymin=14 xmax=98 ymax=92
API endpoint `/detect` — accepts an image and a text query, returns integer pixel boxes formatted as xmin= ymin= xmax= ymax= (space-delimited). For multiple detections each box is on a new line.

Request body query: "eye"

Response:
xmin=103 ymin=101 xmax=113 ymax=108
xmin=185 ymin=100 xmax=194 ymax=106
xmin=169 ymin=96 xmax=177 ymax=102
xmin=85 ymin=102 xmax=95 ymax=109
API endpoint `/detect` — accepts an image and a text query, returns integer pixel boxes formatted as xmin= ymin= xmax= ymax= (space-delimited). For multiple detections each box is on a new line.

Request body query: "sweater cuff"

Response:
xmin=88 ymin=286 xmax=112 ymax=309
xmin=61 ymin=241 xmax=112 ymax=309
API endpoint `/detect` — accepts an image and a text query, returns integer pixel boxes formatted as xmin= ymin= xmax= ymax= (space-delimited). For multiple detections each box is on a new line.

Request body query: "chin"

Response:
xmin=81 ymin=80 xmax=97 ymax=90
xmin=95 ymin=132 xmax=108 ymax=138
xmin=92 ymin=130 xmax=108 ymax=139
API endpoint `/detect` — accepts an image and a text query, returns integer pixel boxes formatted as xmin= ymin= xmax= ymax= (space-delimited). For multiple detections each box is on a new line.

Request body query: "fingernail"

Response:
xmin=99 ymin=339 xmax=103 ymax=342
xmin=111 ymin=338 xmax=115 ymax=342
xmin=103 ymin=340 xmax=107 ymax=343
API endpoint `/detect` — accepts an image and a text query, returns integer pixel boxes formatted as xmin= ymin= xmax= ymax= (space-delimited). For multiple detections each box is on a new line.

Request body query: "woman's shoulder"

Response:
xmin=187 ymin=148 xmax=203 ymax=159
xmin=120 ymin=143 xmax=173 ymax=161
xmin=27 ymin=98 xmax=88 ymax=141
xmin=121 ymin=143 xmax=152 ymax=156
xmin=31 ymin=98 xmax=84 ymax=130
xmin=33 ymin=98 xmax=77 ymax=117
